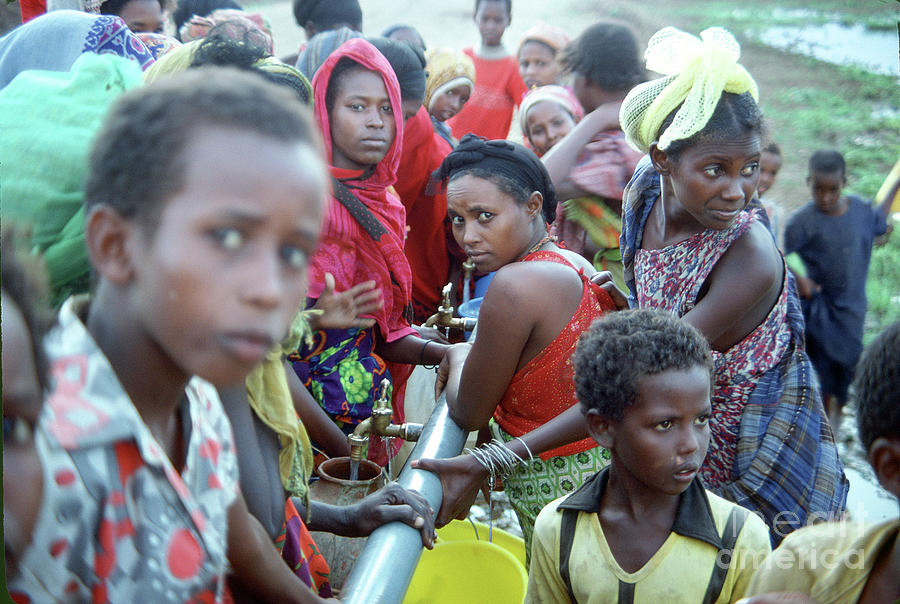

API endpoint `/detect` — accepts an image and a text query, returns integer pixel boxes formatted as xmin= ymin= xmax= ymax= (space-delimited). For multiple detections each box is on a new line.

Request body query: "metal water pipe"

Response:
xmin=340 ymin=393 xmax=467 ymax=603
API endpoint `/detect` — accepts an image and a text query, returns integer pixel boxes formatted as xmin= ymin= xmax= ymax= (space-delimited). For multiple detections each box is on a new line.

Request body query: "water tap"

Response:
xmin=348 ymin=381 xmax=424 ymax=462
xmin=422 ymin=282 xmax=477 ymax=332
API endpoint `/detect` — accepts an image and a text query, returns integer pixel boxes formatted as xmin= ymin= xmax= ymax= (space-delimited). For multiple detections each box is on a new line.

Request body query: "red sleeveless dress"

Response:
xmin=493 ymin=250 xmax=616 ymax=460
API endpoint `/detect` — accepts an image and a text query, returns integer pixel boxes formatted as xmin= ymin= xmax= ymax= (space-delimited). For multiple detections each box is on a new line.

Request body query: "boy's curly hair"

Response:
xmin=573 ymin=309 xmax=713 ymax=420
xmin=854 ymin=321 xmax=900 ymax=451
xmin=808 ymin=149 xmax=845 ymax=176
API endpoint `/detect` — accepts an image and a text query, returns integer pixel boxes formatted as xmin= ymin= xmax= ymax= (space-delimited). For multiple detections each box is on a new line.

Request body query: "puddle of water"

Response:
xmin=758 ymin=22 xmax=899 ymax=76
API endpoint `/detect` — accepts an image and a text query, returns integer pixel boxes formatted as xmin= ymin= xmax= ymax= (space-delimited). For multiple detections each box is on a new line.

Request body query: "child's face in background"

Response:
xmin=474 ymin=0 xmax=509 ymax=48
xmin=430 ymin=85 xmax=470 ymax=122
xmin=591 ymin=365 xmax=711 ymax=498
xmin=808 ymin=169 xmax=846 ymax=215
xmin=329 ymin=68 xmax=396 ymax=170
xmin=128 ymin=126 xmax=326 ymax=388
xmin=2 ymin=291 xmax=45 ymax=576
xmin=657 ymin=134 xmax=761 ymax=231
xmin=518 ymin=40 xmax=559 ymax=88
xmin=525 ymin=100 xmax=576 ymax=156
xmin=118 ymin=0 xmax=164 ymax=33
xmin=757 ymin=150 xmax=782 ymax=196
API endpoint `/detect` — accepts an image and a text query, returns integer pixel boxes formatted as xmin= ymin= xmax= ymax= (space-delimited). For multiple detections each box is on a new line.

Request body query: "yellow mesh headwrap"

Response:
xmin=619 ymin=27 xmax=758 ymax=154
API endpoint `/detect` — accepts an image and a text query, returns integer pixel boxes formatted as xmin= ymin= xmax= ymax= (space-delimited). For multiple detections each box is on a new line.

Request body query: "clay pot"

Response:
xmin=308 ymin=457 xmax=386 ymax=591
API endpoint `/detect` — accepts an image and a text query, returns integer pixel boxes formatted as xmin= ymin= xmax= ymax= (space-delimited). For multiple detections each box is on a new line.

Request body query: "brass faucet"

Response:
xmin=422 ymin=283 xmax=477 ymax=332
xmin=349 ymin=381 xmax=424 ymax=462
xmin=462 ymin=258 xmax=475 ymax=286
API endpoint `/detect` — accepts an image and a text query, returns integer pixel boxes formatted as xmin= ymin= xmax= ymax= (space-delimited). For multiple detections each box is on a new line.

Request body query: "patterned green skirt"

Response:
xmin=492 ymin=422 xmax=611 ymax=565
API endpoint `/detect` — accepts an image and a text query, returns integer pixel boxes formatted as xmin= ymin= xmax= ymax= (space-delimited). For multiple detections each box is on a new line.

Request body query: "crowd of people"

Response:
xmin=1 ymin=0 xmax=898 ymax=602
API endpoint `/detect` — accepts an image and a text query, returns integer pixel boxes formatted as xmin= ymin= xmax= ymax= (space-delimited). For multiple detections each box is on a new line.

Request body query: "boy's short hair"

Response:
xmin=559 ymin=21 xmax=645 ymax=92
xmin=474 ymin=0 xmax=511 ymax=16
xmin=573 ymin=309 xmax=713 ymax=420
xmin=854 ymin=321 xmax=900 ymax=450
xmin=1 ymin=227 xmax=52 ymax=390
xmin=763 ymin=141 xmax=781 ymax=156
xmin=85 ymin=67 xmax=320 ymax=233
xmin=808 ymin=149 xmax=845 ymax=176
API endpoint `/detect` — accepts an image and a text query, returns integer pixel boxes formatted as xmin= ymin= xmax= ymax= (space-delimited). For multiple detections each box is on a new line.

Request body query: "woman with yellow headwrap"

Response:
xmin=613 ymin=26 xmax=847 ymax=544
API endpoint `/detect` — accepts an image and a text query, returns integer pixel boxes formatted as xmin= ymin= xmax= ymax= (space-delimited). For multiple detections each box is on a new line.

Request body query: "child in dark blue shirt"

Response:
xmin=784 ymin=149 xmax=893 ymax=426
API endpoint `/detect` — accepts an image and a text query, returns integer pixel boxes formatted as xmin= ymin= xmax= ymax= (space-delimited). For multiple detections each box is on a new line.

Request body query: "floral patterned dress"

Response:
xmin=634 ymin=210 xmax=791 ymax=489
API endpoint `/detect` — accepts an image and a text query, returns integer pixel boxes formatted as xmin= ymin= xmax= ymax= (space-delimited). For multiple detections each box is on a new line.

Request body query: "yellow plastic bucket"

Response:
xmin=403 ymin=540 xmax=527 ymax=604
xmin=435 ymin=519 xmax=527 ymax=569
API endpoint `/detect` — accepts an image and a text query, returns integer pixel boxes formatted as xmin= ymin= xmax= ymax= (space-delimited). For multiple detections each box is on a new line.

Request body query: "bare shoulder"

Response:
xmin=556 ymin=248 xmax=596 ymax=273
xmin=488 ymin=256 xmax=584 ymax=301
xmin=714 ymin=221 xmax=782 ymax=293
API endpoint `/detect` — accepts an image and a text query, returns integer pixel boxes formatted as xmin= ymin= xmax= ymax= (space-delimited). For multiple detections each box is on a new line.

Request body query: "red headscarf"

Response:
xmin=309 ymin=38 xmax=415 ymax=343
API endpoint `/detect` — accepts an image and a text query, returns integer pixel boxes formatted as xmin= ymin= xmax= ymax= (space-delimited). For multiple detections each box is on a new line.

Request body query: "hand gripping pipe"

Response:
xmin=339 ymin=393 xmax=467 ymax=603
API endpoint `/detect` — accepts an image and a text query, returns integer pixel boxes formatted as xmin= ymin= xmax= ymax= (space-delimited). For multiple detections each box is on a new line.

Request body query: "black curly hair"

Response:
xmin=434 ymin=134 xmax=557 ymax=224
xmin=1 ymin=227 xmax=52 ymax=391
xmin=808 ymin=149 xmax=846 ymax=177
xmin=573 ymin=309 xmax=713 ymax=420
xmin=86 ymin=68 xmax=320 ymax=234
xmin=559 ymin=21 xmax=645 ymax=93
xmin=853 ymin=321 xmax=900 ymax=451
xmin=189 ymin=30 xmax=313 ymax=105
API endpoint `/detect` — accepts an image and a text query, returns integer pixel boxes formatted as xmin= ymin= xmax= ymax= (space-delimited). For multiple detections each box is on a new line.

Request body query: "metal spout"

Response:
xmin=348 ymin=381 xmax=425 ymax=461
xmin=341 ymin=393 xmax=468 ymax=603
xmin=422 ymin=282 xmax=477 ymax=332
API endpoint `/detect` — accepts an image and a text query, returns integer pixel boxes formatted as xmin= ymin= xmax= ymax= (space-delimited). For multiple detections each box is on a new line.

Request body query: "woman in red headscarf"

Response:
xmin=287 ymin=38 xmax=449 ymax=464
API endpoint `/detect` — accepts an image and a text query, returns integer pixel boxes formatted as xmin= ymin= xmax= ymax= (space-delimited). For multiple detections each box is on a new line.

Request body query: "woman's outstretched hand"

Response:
xmin=413 ymin=324 xmax=450 ymax=345
xmin=411 ymin=454 xmax=489 ymax=527
xmin=311 ymin=273 xmax=383 ymax=329
xmin=589 ymin=271 xmax=629 ymax=310
xmin=343 ymin=483 xmax=436 ymax=549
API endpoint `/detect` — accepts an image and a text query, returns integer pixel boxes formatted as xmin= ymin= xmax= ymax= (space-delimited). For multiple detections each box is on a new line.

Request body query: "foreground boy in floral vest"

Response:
xmin=11 ymin=66 xmax=346 ymax=603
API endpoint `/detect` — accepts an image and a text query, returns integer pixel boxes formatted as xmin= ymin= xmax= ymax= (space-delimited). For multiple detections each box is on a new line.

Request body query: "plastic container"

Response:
xmin=435 ymin=519 xmax=527 ymax=569
xmin=403 ymin=540 xmax=527 ymax=604
xmin=457 ymin=297 xmax=482 ymax=342
xmin=473 ymin=271 xmax=496 ymax=298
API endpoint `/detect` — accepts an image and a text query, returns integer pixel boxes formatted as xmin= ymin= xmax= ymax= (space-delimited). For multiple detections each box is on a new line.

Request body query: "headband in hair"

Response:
xmin=518 ymin=22 xmax=569 ymax=55
xmin=431 ymin=134 xmax=556 ymax=210
xmin=619 ymin=26 xmax=758 ymax=154
xmin=519 ymin=84 xmax=584 ymax=133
